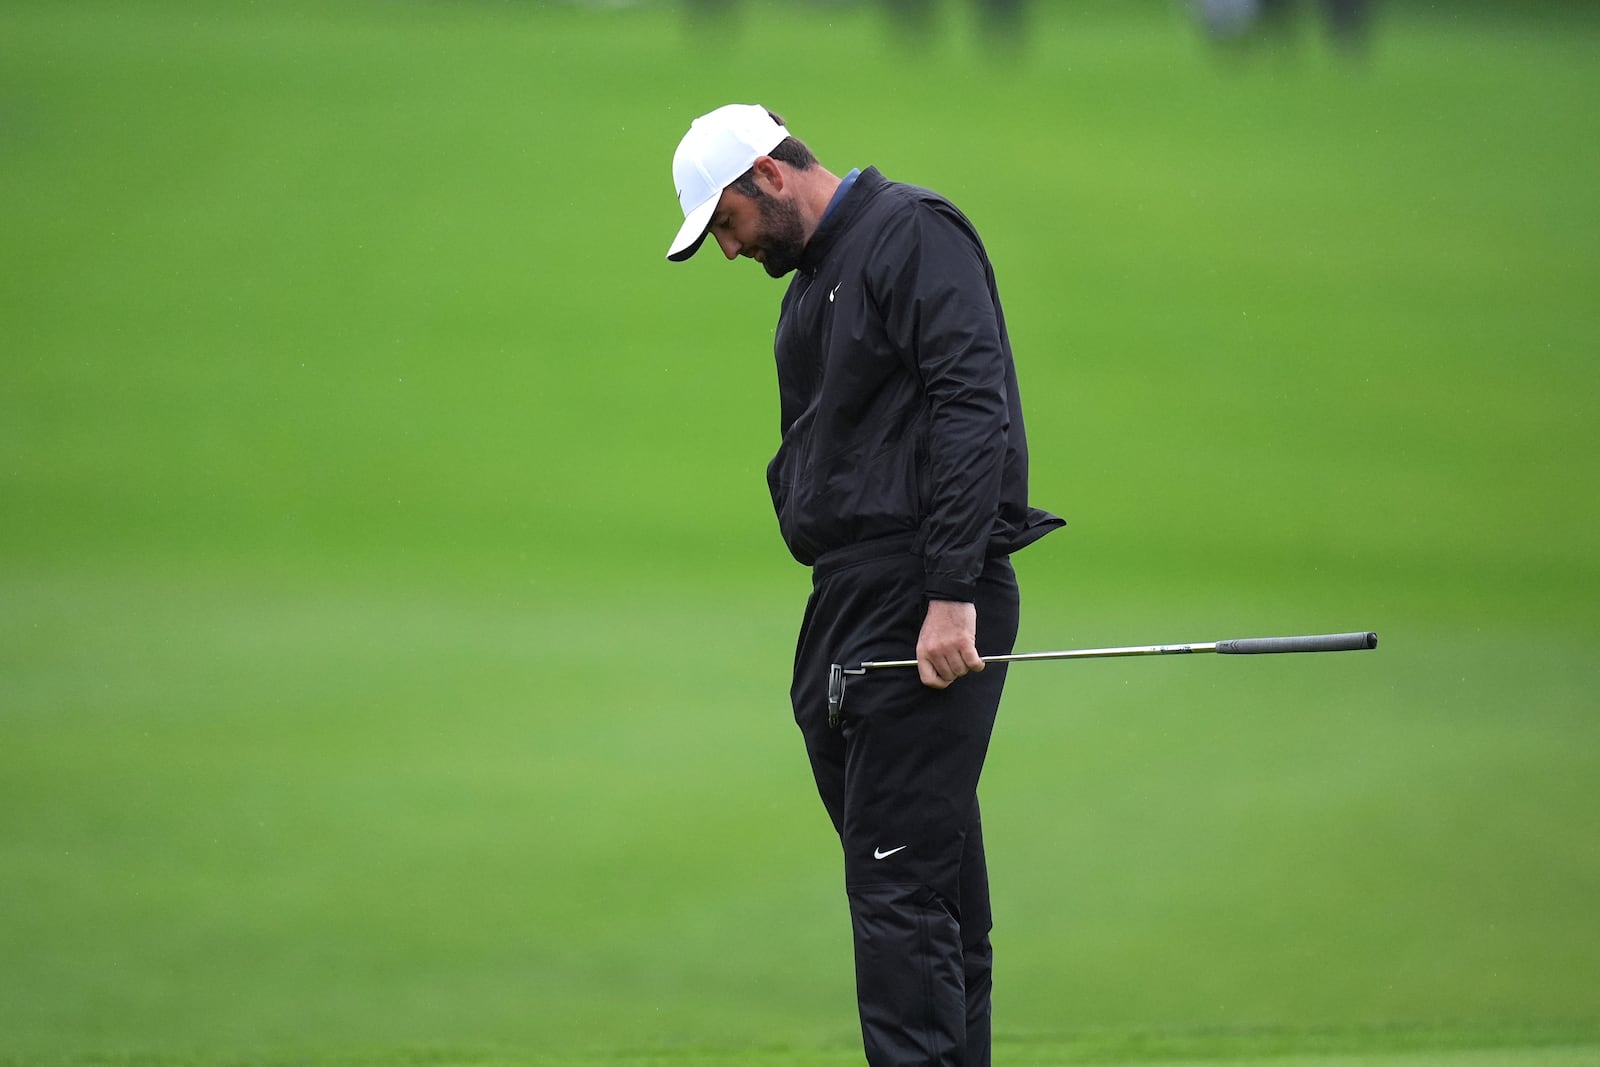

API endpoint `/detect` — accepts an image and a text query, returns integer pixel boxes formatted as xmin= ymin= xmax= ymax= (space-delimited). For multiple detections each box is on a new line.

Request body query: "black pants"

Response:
xmin=791 ymin=542 xmax=1020 ymax=1067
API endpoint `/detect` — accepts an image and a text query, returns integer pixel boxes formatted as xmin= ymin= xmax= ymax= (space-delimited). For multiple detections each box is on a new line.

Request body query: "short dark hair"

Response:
xmin=728 ymin=110 xmax=817 ymax=199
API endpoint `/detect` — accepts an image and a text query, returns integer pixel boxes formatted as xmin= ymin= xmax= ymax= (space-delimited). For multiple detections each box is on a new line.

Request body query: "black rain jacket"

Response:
xmin=766 ymin=167 xmax=1063 ymax=602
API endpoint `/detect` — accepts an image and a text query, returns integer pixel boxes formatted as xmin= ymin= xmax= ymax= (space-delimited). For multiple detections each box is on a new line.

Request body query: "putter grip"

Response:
xmin=1216 ymin=632 xmax=1378 ymax=655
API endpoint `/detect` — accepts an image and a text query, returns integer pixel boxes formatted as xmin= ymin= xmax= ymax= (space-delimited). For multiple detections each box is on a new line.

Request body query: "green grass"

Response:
xmin=3 ymin=1 xmax=1598 ymax=1064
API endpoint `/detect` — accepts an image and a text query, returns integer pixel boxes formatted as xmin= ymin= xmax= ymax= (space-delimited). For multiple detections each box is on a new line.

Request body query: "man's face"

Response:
xmin=707 ymin=185 xmax=806 ymax=279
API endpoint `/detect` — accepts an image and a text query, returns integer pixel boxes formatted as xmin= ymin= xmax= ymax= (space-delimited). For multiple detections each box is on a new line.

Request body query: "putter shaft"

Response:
xmin=846 ymin=641 xmax=1216 ymax=676
xmin=827 ymin=631 xmax=1377 ymax=727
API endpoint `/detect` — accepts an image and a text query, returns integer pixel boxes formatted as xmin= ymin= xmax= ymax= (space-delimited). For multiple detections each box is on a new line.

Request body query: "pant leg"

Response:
xmin=845 ymin=797 xmax=996 ymax=1067
xmin=792 ymin=553 xmax=1018 ymax=1066
xmin=959 ymin=802 xmax=993 ymax=1067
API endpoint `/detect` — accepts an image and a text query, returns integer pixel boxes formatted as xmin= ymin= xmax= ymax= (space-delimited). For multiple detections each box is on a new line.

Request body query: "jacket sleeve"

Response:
xmin=869 ymin=201 xmax=1009 ymax=602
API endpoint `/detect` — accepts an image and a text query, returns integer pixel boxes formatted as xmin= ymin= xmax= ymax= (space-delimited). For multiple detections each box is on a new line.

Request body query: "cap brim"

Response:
xmin=666 ymin=196 xmax=718 ymax=262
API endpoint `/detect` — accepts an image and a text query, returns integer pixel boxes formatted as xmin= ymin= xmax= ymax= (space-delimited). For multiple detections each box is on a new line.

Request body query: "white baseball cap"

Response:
xmin=666 ymin=104 xmax=790 ymax=262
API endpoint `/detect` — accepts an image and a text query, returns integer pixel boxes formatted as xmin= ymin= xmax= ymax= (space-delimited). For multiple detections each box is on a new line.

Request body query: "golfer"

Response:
xmin=665 ymin=103 xmax=1062 ymax=1067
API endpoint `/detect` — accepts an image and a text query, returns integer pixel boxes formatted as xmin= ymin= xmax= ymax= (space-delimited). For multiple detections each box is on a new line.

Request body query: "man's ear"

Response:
xmin=751 ymin=155 xmax=785 ymax=195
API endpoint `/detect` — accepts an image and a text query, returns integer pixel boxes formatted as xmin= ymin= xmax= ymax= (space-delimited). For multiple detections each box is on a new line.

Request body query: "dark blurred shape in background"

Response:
xmin=685 ymin=0 xmax=742 ymax=36
xmin=678 ymin=0 xmax=1030 ymax=51
xmin=1194 ymin=0 xmax=1372 ymax=51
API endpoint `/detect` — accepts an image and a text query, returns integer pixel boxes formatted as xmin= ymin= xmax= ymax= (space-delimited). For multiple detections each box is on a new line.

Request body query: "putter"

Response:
xmin=827 ymin=630 xmax=1378 ymax=727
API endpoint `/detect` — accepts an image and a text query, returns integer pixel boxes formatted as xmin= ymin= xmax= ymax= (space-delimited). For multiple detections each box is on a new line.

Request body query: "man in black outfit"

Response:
xmin=665 ymin=103 xmax=1062 ymax=1067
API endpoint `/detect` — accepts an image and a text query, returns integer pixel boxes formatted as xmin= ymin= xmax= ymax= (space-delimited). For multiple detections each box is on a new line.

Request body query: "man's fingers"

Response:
xmin=917 ymin=652 xmax=953 ymax=688
xmin=918 ymin=649 xmax=975 ymax=688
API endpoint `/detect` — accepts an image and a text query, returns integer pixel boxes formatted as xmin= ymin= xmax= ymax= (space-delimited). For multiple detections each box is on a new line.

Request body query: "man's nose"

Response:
xmin=714 ymin=232 xmax=740 ymax=260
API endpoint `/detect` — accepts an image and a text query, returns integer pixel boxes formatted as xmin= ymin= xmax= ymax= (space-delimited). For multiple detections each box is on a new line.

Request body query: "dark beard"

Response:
xmin=753 ymin=193 xmax=807 ymax=278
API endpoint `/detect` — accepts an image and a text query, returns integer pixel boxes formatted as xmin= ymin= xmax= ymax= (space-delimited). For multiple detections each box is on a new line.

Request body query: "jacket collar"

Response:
xmin=798 ymin=166 xmax=884 ymax=274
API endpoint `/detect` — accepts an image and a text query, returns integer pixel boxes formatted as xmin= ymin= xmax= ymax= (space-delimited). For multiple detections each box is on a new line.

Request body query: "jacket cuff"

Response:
xmin=925 ymin=576 xmax=978 ymax=603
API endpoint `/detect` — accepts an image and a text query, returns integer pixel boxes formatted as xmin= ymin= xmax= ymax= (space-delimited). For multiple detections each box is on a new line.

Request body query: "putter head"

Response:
xmin=827 ymin=663 xmax=845 ymax=728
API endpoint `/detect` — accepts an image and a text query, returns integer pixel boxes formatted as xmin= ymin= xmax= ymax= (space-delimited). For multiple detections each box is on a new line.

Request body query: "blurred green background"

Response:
xmin=3 ymin=1 xmax=1598 ymax=1064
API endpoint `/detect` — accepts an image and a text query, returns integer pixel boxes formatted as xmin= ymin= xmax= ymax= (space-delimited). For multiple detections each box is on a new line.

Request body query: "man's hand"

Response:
xmin=916 ymin=599 xmax=984 ymax=689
